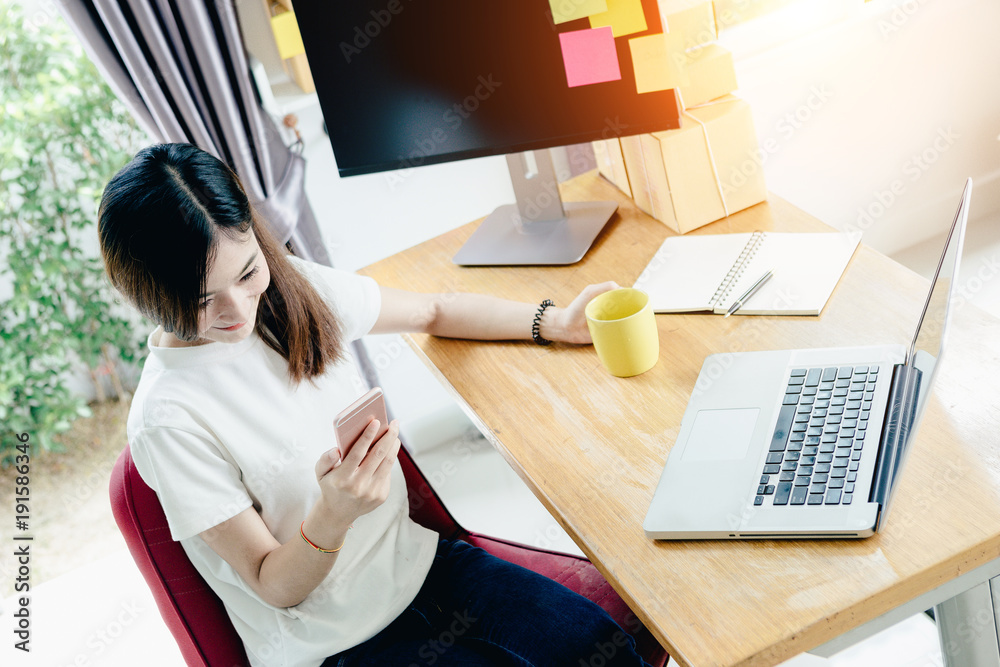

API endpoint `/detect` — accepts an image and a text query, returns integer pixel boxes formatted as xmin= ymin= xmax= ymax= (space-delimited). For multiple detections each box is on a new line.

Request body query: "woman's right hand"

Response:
xmin=314 ymin=418 xmax=401 ymax=525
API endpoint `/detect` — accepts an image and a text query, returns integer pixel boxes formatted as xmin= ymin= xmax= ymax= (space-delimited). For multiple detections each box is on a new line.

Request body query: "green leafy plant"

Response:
xmin=0 ymin=2 xmax=150 ymax=460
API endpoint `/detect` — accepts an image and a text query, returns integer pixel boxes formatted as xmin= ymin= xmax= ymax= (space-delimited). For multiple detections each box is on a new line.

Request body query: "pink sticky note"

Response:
xmin=558 ymin=27 xmax=622 ymax=88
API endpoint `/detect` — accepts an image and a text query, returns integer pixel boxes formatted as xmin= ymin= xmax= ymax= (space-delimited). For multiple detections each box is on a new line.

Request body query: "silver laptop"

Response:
xmin=643 ymin=178 xmax=971 ymax=539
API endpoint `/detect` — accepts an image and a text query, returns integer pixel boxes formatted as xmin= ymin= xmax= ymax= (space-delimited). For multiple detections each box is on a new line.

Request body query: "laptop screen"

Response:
xmin=874 ymin=179 xmax=970 ymax=529
xmin=906 ymin=179 xmax=971 ymax=412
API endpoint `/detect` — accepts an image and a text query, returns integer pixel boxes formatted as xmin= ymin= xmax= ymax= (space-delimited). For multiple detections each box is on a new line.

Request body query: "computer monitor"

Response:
xmin=292 ymin=0 xmax=682 ymax=265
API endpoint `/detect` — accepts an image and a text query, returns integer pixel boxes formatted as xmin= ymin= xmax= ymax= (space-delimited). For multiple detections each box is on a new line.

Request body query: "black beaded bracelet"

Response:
xmin=532 ymin=299 xmax=555 ymax=346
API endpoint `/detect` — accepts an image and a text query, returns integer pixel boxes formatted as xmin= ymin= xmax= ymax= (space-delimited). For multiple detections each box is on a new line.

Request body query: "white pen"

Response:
xmin=724 ymin=269 xmax=774 ymax=318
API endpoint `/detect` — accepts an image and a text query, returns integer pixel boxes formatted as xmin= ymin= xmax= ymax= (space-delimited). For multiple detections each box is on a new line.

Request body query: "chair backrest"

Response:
xmin=110 ymin=443 xmax=464 ymax=666
xmin=110 ymin=447 xmax=249 ymax=667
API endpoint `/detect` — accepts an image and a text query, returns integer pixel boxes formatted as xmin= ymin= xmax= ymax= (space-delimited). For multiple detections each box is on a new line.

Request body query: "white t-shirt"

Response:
xmin=127 ymin=256 xmax=437 ymax=667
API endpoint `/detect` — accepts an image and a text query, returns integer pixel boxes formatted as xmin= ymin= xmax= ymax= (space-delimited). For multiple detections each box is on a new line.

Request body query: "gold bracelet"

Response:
xmin=299 ymin=521 xmax=345 ymax=554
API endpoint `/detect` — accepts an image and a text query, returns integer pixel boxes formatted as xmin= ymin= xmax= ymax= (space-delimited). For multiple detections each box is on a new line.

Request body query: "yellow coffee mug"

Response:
xmin=585 ymin=288 xmax=659 ymax=377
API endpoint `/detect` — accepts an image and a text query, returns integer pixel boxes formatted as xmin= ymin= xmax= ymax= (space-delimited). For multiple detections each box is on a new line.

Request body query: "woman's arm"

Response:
xmin=371 ymin=282 xmax=619 ymax=343
xmin=199 ymin=419 xmax=401 ymax=608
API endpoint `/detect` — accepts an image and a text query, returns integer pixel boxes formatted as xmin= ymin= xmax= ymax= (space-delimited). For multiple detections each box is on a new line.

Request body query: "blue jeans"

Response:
xmin=325 ymin=539 xmax=651 ymax=666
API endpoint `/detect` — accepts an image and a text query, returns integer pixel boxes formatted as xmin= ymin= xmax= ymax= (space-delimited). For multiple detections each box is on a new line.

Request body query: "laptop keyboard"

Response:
xmin=755 ymin=365 xmax=879 ymax=508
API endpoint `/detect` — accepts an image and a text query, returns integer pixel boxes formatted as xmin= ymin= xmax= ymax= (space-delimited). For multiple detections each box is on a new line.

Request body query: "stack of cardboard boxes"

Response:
xmin=594 ymin=0 xmax=773 ymax=234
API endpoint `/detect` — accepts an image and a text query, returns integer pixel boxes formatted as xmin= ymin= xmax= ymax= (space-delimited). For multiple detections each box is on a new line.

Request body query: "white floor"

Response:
xmin=6 ymin=90 xmax=1000 ymax=667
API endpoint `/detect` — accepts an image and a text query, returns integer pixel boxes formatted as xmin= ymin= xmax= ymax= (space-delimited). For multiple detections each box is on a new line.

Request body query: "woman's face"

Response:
xmin=184 ymin=230 xmax=270 ymax=345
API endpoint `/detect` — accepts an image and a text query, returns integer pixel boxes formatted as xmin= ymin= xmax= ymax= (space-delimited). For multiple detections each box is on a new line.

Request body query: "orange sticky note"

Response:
xmin=589 ymin=0 xmax=647 ymax=37
xmin=559 ymin=27 xmax=622 ymax=88
xmin=628 ymin=33 xmax=688 ymax=94
xmin=549 ymin=0 xmax=609 ymax=25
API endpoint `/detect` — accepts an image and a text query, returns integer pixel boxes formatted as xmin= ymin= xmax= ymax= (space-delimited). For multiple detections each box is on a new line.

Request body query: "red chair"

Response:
xmin=110 ymin=443 xmax=668 ymax=666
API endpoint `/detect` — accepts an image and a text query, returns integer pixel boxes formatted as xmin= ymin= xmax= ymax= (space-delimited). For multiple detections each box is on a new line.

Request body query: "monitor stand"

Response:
xmin=451 ymin=149 xmax=618 ymax=266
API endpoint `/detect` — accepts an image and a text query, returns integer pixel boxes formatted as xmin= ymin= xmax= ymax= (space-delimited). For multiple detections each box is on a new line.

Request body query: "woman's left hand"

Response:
xmin=544 ymin=281 xmax=619 ymax=345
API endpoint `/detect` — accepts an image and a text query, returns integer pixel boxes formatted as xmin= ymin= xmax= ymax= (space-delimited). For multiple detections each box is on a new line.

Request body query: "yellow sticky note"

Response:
xmin=271 ymin=11 xmax=305 ymax=60
xmin=549 ymin=0 xmax=608 ymax=25
xmin=589 ymin=0 xmax=647 ymax=37
xmin=628 ymin=33 xmax=688 ymax=94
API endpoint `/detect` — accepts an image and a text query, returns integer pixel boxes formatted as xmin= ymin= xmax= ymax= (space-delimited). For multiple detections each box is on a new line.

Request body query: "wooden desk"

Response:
xmin=359 ymin=171 xmax=1000 ymax=666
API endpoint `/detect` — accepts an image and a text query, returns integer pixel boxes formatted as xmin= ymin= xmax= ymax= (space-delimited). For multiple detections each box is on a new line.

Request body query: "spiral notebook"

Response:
xmin=634 ymin=231 xmax=861 ymax=316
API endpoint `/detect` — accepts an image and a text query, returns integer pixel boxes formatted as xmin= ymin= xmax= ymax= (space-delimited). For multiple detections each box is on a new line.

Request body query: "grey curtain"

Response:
xmin=55 ymin=0 xmax=389 ymax=393
xmin=55 ymin=0 xmax=330 ymax=265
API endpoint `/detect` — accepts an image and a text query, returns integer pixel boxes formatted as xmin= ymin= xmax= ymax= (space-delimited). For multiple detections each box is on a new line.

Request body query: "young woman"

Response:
xmin=99 ymin=143 xmax=649 ymax=667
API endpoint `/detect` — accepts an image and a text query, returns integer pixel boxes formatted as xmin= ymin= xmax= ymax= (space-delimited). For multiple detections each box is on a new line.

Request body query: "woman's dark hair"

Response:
xmin=98 ymin=143 xmax=343 ymax=382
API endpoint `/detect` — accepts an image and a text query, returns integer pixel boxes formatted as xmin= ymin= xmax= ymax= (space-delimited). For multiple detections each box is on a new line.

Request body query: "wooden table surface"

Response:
xmin=359 ymin=170 xmax=1000 ymax=666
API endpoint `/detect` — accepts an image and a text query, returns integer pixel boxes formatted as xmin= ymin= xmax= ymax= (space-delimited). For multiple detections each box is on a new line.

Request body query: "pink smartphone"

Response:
xmin=334 ymin=387 xmax=389 ymax=458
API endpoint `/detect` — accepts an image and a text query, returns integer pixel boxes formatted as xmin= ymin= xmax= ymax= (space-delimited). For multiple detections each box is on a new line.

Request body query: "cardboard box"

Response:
xmin=620 ymin=135 xmax=654 ymax=213
xmin=627 ymin=96 xmax=767 ymax=233
xmin=284 ymin=53 xmax=314 ymax=94
xmin=658 ymin=0 xmax=717 ymax=49
xmin=593 ymin=139 xmax=632 ymax=197
xmin=678 ymin=43 xmax=737 ymax=108
xmin=713 ymin=0 xmax=798 ymax=31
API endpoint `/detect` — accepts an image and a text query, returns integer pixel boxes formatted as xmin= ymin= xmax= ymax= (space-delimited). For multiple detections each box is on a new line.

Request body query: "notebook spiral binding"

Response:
xmin=708 ymin=231 xmax=767 ymax=309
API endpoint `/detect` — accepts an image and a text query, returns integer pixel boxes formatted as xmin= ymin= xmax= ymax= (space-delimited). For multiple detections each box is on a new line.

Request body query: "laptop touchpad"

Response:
xmin=681 ymin=408 xmax=760 ymax=462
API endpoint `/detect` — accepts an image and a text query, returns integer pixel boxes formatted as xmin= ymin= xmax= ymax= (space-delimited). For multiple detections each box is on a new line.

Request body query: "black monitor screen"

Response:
xmin=293 ymin=0 xmax=683 ymax=176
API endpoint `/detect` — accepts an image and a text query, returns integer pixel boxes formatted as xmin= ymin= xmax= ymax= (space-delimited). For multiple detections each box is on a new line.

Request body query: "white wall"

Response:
xmin=721 ymin=0 xmax=1000 ymax=256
